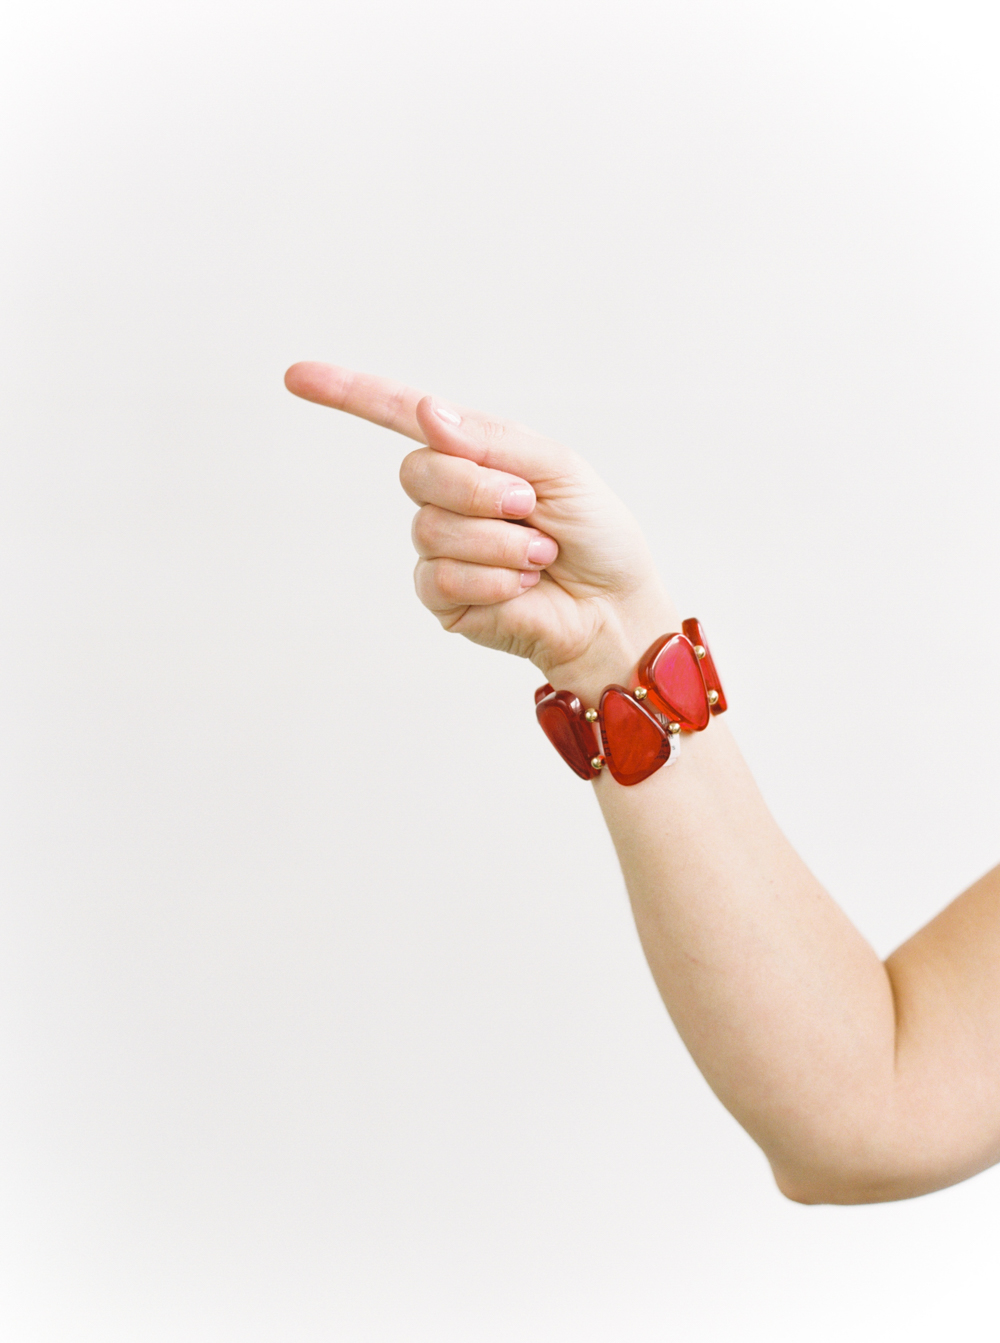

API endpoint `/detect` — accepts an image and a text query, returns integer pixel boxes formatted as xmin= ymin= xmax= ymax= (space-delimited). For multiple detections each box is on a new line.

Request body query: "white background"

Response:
xmin=3 ymin=1 xmax=1000 ymax=1338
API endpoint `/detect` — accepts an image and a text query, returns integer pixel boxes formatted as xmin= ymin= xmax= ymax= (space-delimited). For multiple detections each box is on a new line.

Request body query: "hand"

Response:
xmin=284 ymin=362 xmax=679 ymax=697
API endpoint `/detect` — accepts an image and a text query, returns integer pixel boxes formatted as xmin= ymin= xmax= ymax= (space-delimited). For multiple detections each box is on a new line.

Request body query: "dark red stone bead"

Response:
xmin=534 ymin=682 xmax=555 ymax=706
xmin=598 ymin=686 xmax=673 ymax=786
xmin=682 ymin=618 xmax=727 ymax=715
xmin=535 ymin=688 xmax=601 ymax=780
xmin=637 ymin=633 xmax=710 ymax=731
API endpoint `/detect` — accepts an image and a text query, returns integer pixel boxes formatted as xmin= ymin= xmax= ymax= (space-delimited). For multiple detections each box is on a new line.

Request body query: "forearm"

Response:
xmin=547 ymin=610 xmax=909 ymax=1203
xmin=599 ymin=721 xmax=902 ymax=1201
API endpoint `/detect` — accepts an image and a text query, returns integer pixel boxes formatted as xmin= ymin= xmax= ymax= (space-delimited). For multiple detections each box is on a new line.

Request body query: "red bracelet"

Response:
xmin=534 ymin=618 xmax=727 ymax=786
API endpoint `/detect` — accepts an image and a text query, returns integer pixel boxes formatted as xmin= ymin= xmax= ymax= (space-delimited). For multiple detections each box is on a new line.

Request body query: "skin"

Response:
xmin=285 ymin=360 xmax=1000 ymax=1204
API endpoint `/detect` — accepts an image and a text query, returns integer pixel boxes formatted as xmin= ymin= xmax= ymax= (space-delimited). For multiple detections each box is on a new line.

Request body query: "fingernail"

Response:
xmin=501 ymin=484 xmax=534 ymax=516
xmin=433 ymin=400 xmax=462 ymax=425
xmin=520 ymin=570 xmax=541 ymax=589
xmin=527 ymin=536 xmax=558 ymax=565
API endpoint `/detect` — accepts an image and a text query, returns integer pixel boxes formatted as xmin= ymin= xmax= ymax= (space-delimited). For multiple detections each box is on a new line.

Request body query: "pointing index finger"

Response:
xmin=284 ymin=362 xmax=427 ymax=444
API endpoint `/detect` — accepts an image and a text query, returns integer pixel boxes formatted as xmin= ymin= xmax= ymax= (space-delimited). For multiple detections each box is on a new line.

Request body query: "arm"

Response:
xmin=598 ymin=727 xmax=1000 ymax=1203
xmin=285 ymin=361 xmax=1000 ymax=1204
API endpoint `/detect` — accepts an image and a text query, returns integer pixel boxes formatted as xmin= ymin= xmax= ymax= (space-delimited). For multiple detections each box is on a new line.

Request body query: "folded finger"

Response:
xmin=411 ymin=506 xmax=559 ymax=569
xmin=400 ymin=447 xmax=536 ymax=518
xmin=414 ymin=557 xmax=540 ymax=614
xmin=415 ymin=394 xmax=577 ymax=482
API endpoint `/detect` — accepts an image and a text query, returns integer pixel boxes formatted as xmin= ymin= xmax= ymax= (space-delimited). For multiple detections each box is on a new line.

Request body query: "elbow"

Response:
xmin=772 ymin=1168 xmax=861 ymax=1206
xmin=769 ymin=1139 xmax=917 ymax=1205
xmin=770 ymin=1157 xmax=955 ymax=1207
xmin=772 ymin=1165 xmax=840 ymax=1206
xmin=767 ymin=1103 xmax=934 ymax=1206
xmin=773 ymin=1169 xmax=823 ymax=1205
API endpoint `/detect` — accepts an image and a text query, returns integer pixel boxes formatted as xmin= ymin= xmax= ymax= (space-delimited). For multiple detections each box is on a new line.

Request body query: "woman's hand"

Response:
xmin=284 ymin=362 xmax=678 ymax=698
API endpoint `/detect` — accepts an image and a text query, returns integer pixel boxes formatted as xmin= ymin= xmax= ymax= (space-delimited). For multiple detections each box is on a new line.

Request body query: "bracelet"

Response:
xmin=534 ymin=618 xmax=727 ymax=786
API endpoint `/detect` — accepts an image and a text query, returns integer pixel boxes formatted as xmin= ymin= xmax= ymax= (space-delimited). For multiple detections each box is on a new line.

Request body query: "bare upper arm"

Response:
xmin=881 ymin=863 xmax=1000 ymax=1194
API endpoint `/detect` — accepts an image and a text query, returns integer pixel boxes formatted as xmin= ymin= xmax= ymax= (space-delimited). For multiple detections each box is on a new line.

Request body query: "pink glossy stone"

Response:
xmin=598 ymin=686 xmax=673 ymax=786
xmin=535 ymin=688 xmax=601 ymax=780
xmin=682 ymin=618 xmax=727 ymax=715
xmin=637 ymin=633 xmax=710 ymax=731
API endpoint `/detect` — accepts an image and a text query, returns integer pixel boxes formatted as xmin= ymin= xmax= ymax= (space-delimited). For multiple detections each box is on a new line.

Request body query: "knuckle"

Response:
xmin=504 ymin=526 xmax=529 ymax=567
xmin=415 ymin=557 xmax=462 ymax=613
xmin=383 ymin=384 xmax=409 ymax=432
xmin=432 ymin=558 xmax=463 ymax=603
xmin=399 ymin=448 xmax=426 ymax=497
xmin=490 ymin=571 xmax=516 ymax=603
xmin=411 ymin=506 xmax=437 ymax=551
xmin=476 ymin=566 xmax=515 ymax=604
xmin=475 ymin=419 xmax=507 ymax=469
xmin=413 ymin=557 xmax=428 ymax=601
xmin=468 ymin=470 xmax=501 ymax=517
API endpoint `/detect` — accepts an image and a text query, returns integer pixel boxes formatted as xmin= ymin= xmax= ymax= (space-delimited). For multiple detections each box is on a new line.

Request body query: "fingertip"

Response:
xmin=284 ymin=360 xmax=343 ymax=404
xmin=500 ymin=483 xmax=536 ymax=517
xmin=430 ymin=397 xmax=462 ymax=426
xmin=414 ymin=394 xmax=435 ymax=429
xmin=416 ymin=395 xmax=461 ymax=434
xmin=416 ymin=395 xmax=483 ymax=463
xmin=284 ymin=362 xmax=304 ymax=394
xmin=526 ymin=534 xmax=558 ymax=565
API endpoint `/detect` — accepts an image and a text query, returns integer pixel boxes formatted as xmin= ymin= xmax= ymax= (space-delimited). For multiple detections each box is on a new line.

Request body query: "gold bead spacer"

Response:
xmin=590 ymin=756 xmax=604 ymax=770
xmin=694 ymin=645 xmax=706 ymax=659
xmin=707 ymin=689 xmax=719 ymax=705
xmin=584 ymin=708 xmax=598 ymax=722
xmin=634 ymin=686 xmax=648 ymax=700
xmin=668 ymin=722 xmax=681 ymax=734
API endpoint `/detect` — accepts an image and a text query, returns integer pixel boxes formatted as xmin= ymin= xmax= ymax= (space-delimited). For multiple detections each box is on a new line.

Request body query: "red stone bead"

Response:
xmin=682 ymin=618 xmax=727 ymax=715
xmin=637 ymin=633 xmax=710 ymax=731
xmin=598 ymin=686 xmax=673 ymax=786
xmin=535 ymin=688 xmax=601 ymax=780
xmin=534 ymin=682 xmax=555 ymax=706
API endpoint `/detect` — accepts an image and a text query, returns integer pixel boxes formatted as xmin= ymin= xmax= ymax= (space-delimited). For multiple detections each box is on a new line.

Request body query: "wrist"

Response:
xmin=534 ymin=605 xmax=728 ymax=787
xmin=540 ymin=587 xmax=681 ymax=705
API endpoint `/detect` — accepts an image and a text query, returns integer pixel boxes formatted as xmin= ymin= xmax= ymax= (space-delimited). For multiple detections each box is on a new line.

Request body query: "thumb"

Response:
xmin=416 ymin=395 xmax=577 ymax=487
